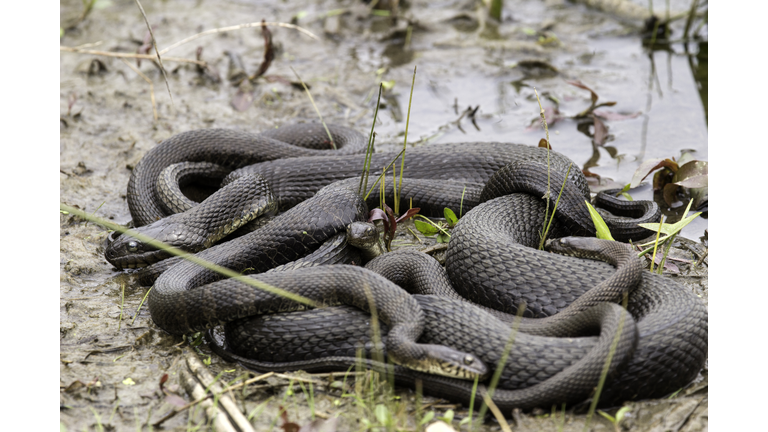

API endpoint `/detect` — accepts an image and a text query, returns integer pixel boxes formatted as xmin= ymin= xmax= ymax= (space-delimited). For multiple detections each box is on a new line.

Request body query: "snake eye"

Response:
xmin=463 ymin=355 xmax=475 ymax=365
xmin=127 ymin=241 xmax=139 ymax=252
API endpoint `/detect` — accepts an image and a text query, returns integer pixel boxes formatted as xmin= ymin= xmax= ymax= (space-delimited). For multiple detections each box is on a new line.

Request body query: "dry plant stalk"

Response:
xmin=119 ymin=58 xmax=158 ymax=121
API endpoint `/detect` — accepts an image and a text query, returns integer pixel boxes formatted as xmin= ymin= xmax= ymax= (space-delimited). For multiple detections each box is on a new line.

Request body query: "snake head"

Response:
xmin=544 ymin=236 xmax=631 ymax=265
xmin=104 ymin=217 xmax=206 ymax=269
xmin=417 ymin=344 xmax=489 ymax=381
xmin=346 ymin=221 xmax=383 ymax=261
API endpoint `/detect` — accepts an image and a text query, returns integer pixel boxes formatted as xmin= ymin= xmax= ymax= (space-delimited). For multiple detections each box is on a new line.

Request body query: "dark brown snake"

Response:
xmin=104 ymin=123 xmax=707 ymax=411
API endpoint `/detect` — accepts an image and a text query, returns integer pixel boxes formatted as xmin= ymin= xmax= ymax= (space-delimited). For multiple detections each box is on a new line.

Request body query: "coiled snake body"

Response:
xmin=107 ymin=123 xmax=707 ymax=411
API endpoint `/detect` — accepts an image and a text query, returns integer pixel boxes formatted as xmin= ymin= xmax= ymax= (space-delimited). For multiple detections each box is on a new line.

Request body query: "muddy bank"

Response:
xmin=60 ymin=0 xmax=707 ymax=430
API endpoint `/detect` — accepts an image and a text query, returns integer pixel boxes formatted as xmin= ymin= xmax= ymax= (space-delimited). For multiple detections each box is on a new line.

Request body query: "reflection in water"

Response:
xmin=688 ymin=41 xmax=707 ymax=124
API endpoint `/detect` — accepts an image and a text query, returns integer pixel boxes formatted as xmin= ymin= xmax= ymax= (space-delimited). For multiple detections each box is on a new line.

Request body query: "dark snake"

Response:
xmin=105 ymin=123 xmax=707 ymax=410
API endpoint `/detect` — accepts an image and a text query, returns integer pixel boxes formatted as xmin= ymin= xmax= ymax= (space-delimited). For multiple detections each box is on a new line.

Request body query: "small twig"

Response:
xmin=119 ymin=58 xmax=158 ymax=121
xmin=396 ymin=65 xmax=417 ymax=215
xmin=59 ymin=46 xmax=205 ymax=65
xmin=186 ymin=354 xmax=255 ymax=432
xmin=649 ymin=215 xmax=665 ymax=273
xmin=132 ymin=0 xmax=174 ymax=108
xmin=481 ymin=393 xmax=513 ymax=432
xmin=178 ymin=368 xmax=236 ymax=432
xmin=290 ymin=66 xmax=335 ymax=149
xmin=159 ymin=21 xmax=318 ymax=55
xmin=420 ymin=242 xmax=448 ymax=255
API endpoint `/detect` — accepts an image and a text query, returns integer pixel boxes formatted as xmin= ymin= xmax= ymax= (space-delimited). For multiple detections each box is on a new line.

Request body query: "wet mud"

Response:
xmin=60 ymin=0 xmax=707 ymax=430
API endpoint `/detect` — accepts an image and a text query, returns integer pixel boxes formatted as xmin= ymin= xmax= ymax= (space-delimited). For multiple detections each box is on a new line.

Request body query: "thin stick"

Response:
xmin=118 ymin=280 xmax=125 ymax=331
xmin=131 ymin=287 xmax=152 ymax=326
xmin=159 ymin=22 xmax=318 ymax=55
xmin=538 ymin=163 xmax=572 ymax=250
xmin=534 ymin=88 xmax=552 ymax=247
xmin=363 ymin=149 xmax=405 ymax=200
xmin=481 ymin=393 xmax=513 ymax=432
xmin=133 ymin=0 xmax=174 ymax=108
xmin=119 ymin=58 xmax=158 ymax=121
xmin=649 ymin=215 xmax=665 ymax=273
xmin=360 ymin=84 xmax=383 ymax=195
xmin=290 ymin=66 xmax=335 ymax=149
xmin=396 ymin=65 xmax=417 ymax=215
xmin=59 ymin=46 xmax=205 ymax=65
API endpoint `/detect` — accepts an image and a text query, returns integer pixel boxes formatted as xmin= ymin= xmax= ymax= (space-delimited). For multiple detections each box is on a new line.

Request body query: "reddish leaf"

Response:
xmin=368 ymin=208 xmax=389 ymax=224
xmin=395 ymin=207 xmax=421 ymax=223
xmin=159 ymin=374 xmax=169 ymax=390
xmin=383 ymin=204 xmax=397 ymax=238
xmin=565 ymin=79 xmax=598 ymax=105
xmin=630 ymin=158 xmax=678 ymax=188
xmin=280 ymin=407 xmax=301 ymax=432
xmin=592 ymin=115 xmax=608 ymax=146
xmin=253 ymin=20 xmax=274 ymax=79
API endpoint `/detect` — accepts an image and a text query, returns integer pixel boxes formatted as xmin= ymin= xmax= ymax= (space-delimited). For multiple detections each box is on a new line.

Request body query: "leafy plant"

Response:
xmin=585 ymin=198 xmax=702 ymax=274
xmin=413 ymin=207 xmax=459 ymax=243
xmin=598 ymin=406 xmax=631 ymax=432
xmin=368 ymin=204 xmax=421 ymax=251
xmin=630 ymin=151 xmax=708 ymax=209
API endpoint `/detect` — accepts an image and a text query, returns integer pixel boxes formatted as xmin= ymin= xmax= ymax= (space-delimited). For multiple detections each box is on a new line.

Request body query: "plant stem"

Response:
xmin=397 ymin=66 xmax=417 ymax=215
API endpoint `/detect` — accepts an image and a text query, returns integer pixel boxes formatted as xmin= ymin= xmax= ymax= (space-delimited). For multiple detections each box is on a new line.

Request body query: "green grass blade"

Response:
xmin=60 ymin=203 xmax=319 ymax=309
xmin=584 ymin=201 xmax=615 ymax=241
